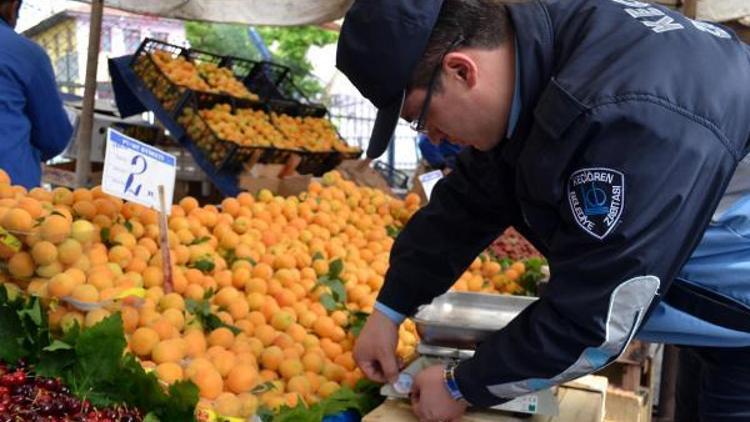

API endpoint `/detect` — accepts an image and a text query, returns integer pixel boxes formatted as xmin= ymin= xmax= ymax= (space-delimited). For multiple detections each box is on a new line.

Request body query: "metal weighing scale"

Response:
xmin=381 ymin=292 xmax=560 ymax=417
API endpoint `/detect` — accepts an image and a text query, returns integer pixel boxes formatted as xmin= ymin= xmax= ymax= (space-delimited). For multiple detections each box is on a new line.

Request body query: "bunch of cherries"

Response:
xmin=0 ymin=360 xmax=143 ymax=422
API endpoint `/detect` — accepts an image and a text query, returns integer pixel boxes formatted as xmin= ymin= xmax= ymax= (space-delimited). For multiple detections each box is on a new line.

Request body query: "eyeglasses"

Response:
xmin=409 ymin=35 xmax=465 ymax=134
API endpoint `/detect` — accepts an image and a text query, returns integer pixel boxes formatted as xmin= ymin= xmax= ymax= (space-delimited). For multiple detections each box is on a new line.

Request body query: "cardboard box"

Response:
xmin=238 ymin=164 xmax=311 ymax=197
xmin=337 ymin=160 xmax=392 ymax=193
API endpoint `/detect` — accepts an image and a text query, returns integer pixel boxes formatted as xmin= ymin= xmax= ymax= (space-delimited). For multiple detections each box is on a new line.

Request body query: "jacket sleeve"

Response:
xmin=453 ymin=102 xmax=738 ymax=406
xmin=24 ymin=48 xmax=73 ymax=161
xmin=376 ymin=147 xmax=517 ymax=316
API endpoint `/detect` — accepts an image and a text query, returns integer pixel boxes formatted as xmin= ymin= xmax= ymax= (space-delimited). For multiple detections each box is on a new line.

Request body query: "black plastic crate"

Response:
xmin=373 ymin=160 xmax=410 ymax=190
xmin=175 ymin=91 xmax=294 ymax=172
xmin=176 ymin=104 xmax=237 ymax=170
xmin=131 ymin=39 xmax=193 ymax=114
xmin=227 ymin=58 xmax=289 ymax=101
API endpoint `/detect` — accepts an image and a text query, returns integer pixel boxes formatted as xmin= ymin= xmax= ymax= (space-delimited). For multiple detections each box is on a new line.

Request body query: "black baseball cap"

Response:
xmin=336 ymin=0 xmax=444 ymax=159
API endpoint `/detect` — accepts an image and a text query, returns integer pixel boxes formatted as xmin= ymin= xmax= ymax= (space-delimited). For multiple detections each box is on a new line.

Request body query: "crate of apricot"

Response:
xmin=268 ymin=108 xmax=361 ymax=175
xmin=130 ymin=39 xmax=261 ymax=115
xmin=176 ymin=92 xmax=294 ymax=172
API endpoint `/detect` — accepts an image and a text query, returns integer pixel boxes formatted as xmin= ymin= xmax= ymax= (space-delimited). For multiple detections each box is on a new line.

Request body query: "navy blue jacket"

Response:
xmin=0 ymin=19 xmax=72 ymax=188
xmin=377 ymin=0 xmax=750 ymax=406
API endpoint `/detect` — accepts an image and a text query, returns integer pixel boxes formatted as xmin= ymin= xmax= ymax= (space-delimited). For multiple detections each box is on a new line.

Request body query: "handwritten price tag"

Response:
xmin=102 ymin=128 xmax=176 ymax=214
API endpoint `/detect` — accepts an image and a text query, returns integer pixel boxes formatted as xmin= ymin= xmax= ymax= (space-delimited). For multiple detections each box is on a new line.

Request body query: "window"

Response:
xmin=54 ymin=52 xmax=79 ymax=87
xmin=151 ymin=31 xmax=169 ymax=42
xmin=101 ymin=26 xmax=112 ymax=53
xmin=123 ymin=28 xmax=142 ymax=52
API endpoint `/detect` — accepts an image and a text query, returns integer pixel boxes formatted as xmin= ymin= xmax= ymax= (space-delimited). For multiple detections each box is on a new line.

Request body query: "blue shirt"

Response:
xmin=417 ymin=135 xmax=462 ymax=169
xmin=376 ymin=43 xmax=524 ymax=325
xmin=0 ymin=19 xmax=72 ymax=188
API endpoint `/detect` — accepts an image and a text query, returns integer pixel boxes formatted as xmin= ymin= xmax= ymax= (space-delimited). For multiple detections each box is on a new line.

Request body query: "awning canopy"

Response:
xmin=73 ymin=0 xmax=353 ymax=26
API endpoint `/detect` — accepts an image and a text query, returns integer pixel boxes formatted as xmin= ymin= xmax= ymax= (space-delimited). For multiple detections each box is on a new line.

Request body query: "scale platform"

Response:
xmin=381 ymin=292 xmax=559 ymax=417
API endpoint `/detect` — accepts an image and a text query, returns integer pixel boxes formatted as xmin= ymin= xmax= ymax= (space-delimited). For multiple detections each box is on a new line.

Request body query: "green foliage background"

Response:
xmin=185 ymin=22 xmax=338 ymax=99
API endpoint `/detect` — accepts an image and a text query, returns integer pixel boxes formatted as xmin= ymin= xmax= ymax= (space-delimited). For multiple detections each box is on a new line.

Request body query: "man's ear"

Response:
xmin=443 ymin=52 xmax=478 ymax=89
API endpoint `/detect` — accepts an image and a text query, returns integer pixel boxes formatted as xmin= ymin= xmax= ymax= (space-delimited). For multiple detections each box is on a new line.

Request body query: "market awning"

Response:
xmin=73 ymin=0 xmax=354 ymax=26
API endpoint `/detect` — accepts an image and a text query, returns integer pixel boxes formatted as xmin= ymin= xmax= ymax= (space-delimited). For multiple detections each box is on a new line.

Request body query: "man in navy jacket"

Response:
xmin=337 ymin=0 xmax=750 ymax=420
xmin=0 ymin=0 xmax=72 ymax=188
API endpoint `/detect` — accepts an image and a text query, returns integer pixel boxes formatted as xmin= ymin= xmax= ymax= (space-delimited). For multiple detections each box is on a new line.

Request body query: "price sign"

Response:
xmin=102 ymin=128 xmax=176 ymax=214
xmin=418 ymin=170 xmax=444 ymax=201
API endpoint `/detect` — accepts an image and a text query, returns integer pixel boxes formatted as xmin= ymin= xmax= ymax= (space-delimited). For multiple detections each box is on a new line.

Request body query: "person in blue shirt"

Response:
xmin=417 ymin=133 xmax=462 ymax=172
xmin=0 ymin=0 xmax=73 ymax=189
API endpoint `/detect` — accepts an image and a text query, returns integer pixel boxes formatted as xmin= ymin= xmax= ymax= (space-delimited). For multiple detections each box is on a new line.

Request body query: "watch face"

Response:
xmin=393 ymin=373 xmax=413 ymax=394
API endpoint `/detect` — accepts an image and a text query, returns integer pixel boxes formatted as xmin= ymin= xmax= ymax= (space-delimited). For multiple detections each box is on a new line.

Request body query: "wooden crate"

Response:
xmin=606 ymin=387 xmax=652 ymax=422
xmin=597 ymin=341 xmax=655 ymax=393
xmin=364 ymin=375 xmax=608 ymax=422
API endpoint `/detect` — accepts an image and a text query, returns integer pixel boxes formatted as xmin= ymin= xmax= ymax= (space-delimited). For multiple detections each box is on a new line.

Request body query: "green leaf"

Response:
xmin=524 ymin=257 xmax=546 ymax=273
xmin=50 ymin=210 xmax=65 ymax=218
xmin=255 ymin=406 xmax=275 ymax=422
xmin=73 ymin=314 xmax=127 ymax=392
xmin=17 ymin=298 xmax=43 ymax=326
xmin=274 ymin=402 xmax=323 ymax=422
xmin=189 ymin=258 xmax=215 ymax=273
xmin=0 ymin=301 xmax=29 ymax=363
xmin=329 ymin=259 xmax=343 ymax=279
xmin=353 ymin=379 xmax=386 ymax=414
xmin=203 ymin=287 xmax=216 ymax=300
xmin=499 ymin=257 xmax=513 ymax=270
xmin=320 ymin=294 xmax=337 ymax=311
xmin=328 ymin=279 xmax=347 ymax=304
xmin=124 ymin=220 xmax=134 ymax=233
xmin=143 ymin=413 xmax=161 ymax=422
xmin=100 ymin=227 xmax=110 ymax=244
xmin=161 ymin=381 xmax=200 ymax=421
xmin=190 ymin=236 xmax=211 ymax=245
xmin=44 ymin=339 xmax=73 ymax=352
xmin=348 ymin=311 xmax=369 ymax=338
xmin=386 ymin=225 xmax=401 ymax=238
xmin=0 ymin=286 xmax=51 ymax=365
xmin=238 ymin=256 xmax=257 ymax=265
xmin=312 ymin=251 xmax=324 ymax=261
xmin=35 ymin=348 xmax=76 ymax=378
xmin=185 ymin=298 xmax=199 ymax=314
xmin=251 ymin=381 xmax=278 ymax=395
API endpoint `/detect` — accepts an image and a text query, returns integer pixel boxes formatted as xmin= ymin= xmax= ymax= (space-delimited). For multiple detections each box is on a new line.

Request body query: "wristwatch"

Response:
xmin=443 ymin=361 xmax=471 ymax=405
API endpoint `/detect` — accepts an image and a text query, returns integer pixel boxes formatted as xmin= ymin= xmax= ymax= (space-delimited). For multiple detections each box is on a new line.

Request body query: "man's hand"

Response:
xmin=411 ymin=364 xmax=468 ymax=422
xmin=353 ymin=310 xmax=400 ymax=383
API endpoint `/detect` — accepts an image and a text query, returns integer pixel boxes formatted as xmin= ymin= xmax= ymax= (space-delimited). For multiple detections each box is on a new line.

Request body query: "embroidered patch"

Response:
xmin=567 ymin=168 xmax=625 ymax=240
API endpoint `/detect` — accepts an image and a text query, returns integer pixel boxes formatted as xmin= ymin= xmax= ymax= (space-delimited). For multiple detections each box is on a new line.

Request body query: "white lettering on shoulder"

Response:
xmin=611 ymin=0 xmax=650 ymax=7
xmin=642 ymin=16 xmax=685 ymax=33
xmin=624 ymin=7 xmax=663 ymax=19
xmin=611 ymin=0 xmax=684 ymax=34
xmin=691 ymin=20 xmax=732 ymax=39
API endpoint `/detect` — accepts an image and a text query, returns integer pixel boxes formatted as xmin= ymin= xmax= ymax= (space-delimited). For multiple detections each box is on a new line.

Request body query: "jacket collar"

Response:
xmin=500 ymin=0 xmax=556 ymax=162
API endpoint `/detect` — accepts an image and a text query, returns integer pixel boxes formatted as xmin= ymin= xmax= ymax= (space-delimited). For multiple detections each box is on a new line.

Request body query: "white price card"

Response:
xmin=418 ymin=170 xmax=444 ymax=201
xmin=102 ymin=128 xmax=176 ymax=214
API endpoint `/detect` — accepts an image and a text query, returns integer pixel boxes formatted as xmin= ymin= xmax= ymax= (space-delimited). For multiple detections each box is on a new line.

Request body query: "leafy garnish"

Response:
xmin=268 ymin=380 xmax=385 ymax=422
xmin=348 ymin=311 xmax=369 ymax=338
xmin=0 ymin=286 xmax=49 ymax=365
xmin=386 ymin=225 xmax=401 ymax=239
xmin=190 ymin=236 xmax=211 ymax=245
xmin=188 ymin=257 xmax=215 ymax=273
xmin=0 ymin=287 xmax=199 ymax=420
xmin=185 ymin=297 xmax=240 ymax=335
